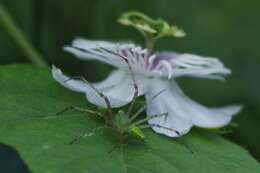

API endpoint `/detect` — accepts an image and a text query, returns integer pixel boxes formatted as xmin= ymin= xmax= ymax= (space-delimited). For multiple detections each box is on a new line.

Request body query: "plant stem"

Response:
xmin=0 ymin=4 xmax=47 ymax=67
xmin=145 ymin=35 xmax=155 ymax=56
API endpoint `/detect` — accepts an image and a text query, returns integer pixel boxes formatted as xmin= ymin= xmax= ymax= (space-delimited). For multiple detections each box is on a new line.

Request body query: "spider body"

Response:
xmin=113 ymin=110 xmax=145 ymax=140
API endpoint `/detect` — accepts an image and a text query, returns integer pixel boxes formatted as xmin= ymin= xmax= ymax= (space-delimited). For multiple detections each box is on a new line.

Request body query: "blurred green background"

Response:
xmin=0 ymin=0 xmax=259 ymax=161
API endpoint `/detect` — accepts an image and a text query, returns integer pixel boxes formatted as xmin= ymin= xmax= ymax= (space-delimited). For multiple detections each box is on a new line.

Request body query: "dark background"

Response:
xmin=0 ymin=0 xmax=259 ymax=168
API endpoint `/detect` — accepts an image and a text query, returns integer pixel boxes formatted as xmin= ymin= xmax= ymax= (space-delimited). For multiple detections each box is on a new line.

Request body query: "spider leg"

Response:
xmin=108 ymin=144 xmax=120 ymax=154
xmin=100 ymin=48 xmax=139 ymax=117
xmin=136 ymin=121 xmax=194 ymax=154
xmin=138 ymin=123 xmax=180 ymax=136
xmin=24 ymin=105 xmax=101 ymax=120
xmin=64 ymin=76 xmax=114 ymax=124
xmin=129 ymin=89 xmax=166 ymax=122
xmin=70 ymin=126 xmax=108 ymax=144
xmin=130 ymin=113 xmax=168 ymax=127
xmin=56 ymin=105 xmax=103 ymax=118
xmin=69 ymin=131 xmax=86 ymax=145
xmin=176 ymin=139 xmax=194 ymax=154
xmin=126 ymin=65 xmax=138 ymax=117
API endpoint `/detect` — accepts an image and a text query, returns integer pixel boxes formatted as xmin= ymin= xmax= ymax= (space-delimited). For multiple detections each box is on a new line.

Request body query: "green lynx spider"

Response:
xmin=57 ymin=48 xmax=180 ymax=143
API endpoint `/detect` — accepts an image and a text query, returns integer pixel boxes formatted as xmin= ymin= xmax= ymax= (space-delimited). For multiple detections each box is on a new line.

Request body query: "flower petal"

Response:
xmin=52 ymin=65 xmax=89 ymax=93
xmin=174 ymin=53 xmax=231 ymax=80
xmin=145 ymin=79 xmax=192 ymax=137
xmin=152 ymin=53 xmax=231 ymax=80
xmin=64 ymin=38 xmax=149 ymax=73
xmin=145 ymin=79 xmax=241 ymax=137
xmin=167 ymin=80 xmax=242 ymax=128
xmin=52 ymin=66 xmax=147 ymax=108
xmin=87 ymin=72 xmax=148 ymax=108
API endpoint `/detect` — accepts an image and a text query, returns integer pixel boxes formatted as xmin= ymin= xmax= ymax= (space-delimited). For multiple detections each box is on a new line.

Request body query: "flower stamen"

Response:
xmin=158 ymin=60 xmax=173 ymax=79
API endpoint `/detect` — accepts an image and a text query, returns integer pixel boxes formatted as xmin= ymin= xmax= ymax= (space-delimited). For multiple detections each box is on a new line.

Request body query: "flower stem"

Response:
xmin=0 ymin=4 xmax=47 ymax=67
xmin=145 ymin=35 xmax=155 ymax=56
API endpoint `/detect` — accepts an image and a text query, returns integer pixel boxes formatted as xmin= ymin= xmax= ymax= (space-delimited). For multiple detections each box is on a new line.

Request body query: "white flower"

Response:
xmin=52 ymin=38 xmax=242 ymax=137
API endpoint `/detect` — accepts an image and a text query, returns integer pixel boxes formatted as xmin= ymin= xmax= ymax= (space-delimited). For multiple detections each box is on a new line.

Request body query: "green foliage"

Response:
xmin=0 ymin=64 xmax=259 ymax=173
xmin=0 ymin=4 xmax=47 ymax=67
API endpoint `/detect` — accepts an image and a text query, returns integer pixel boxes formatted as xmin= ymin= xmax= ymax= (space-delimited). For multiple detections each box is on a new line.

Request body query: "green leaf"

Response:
xmin=0 ymin=64 xmax=259 ymax=173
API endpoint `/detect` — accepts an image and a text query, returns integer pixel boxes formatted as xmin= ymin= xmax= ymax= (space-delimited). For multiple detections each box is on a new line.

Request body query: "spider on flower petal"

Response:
xmin=55 ymin=49 xmax=180 ymax=144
